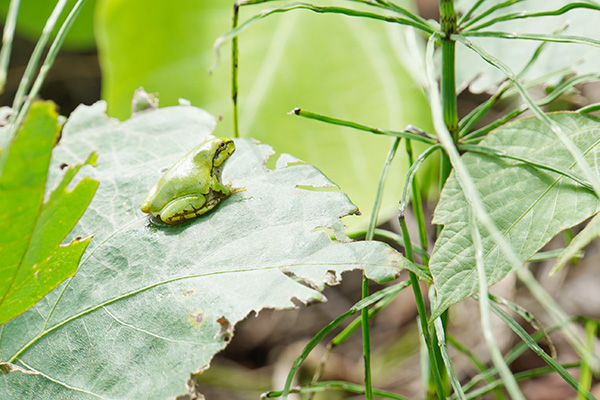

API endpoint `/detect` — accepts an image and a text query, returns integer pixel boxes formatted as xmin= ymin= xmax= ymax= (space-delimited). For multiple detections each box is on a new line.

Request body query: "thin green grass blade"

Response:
xmin=489 ymin=299 xmax=596 ymax=400
xmin=458 ymin=27 xmax=569 ymax=136
xmin=467 ymin=2 xmax=600 ymax=32
xmin=447 ymin=335 xmax=507 ymax=400
xmin=367 ymin=137 xmax=401 ymax=241
xmin=278 ymin=283 xmax=408 ymax=400
xmin=0 ymin=0 xmax=20 ymax=94
xmin=460 ymin=0 xmax=524 ymax=30
xmin=7 ymin=0 xmax=87 ymax=157
xmin=464 ymin=362 xmax=582 ymax=400
xmin=551 ymin=212 xmax=600 ymax=276
xmin=399 ymin=144 xmax=441 ymax=213
xmin=213 ymin=1 xmax=435 ymax=65
xmin=348 ymin=229 xmax=430 ymax=263
xmin=290 ymin=107 xmax=436 ymax=144
xmin=433 ymin=318 xmax=467 ymax=399
xmin=528 ymin=248 xmax=582 ymax=262
xmin=576 ymin=320 xmax=597 ymax=400
xmin=469 ymin=210 xmax=526 ymax=400
xmin=458 ymin=0 xmax=486 ymax=26
xmin=517 ymin=256 xmax=600 ymax=372
xmin=461 ymin=31 xmax=600 ymax=49
xmin=262 ymin=380 xmax=410 ymax=399
xmin=346 ymin=0 xmax=431 ymax=27
xmin=463 ymin=71 xmax=600 ymax=141
xmin=579 ymin=103 xmax=600 ymax=113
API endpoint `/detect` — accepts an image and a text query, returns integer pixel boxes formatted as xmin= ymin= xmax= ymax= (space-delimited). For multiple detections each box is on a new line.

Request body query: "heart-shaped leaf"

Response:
xmin=431 ymin=112 xmax=600 ymax=318
xmin=0 ymin=102 xmax=418 ymax=399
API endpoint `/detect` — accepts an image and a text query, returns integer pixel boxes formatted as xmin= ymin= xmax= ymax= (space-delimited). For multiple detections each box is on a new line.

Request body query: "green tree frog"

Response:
xmin=141 ymin=135 xmax=241 ymax=225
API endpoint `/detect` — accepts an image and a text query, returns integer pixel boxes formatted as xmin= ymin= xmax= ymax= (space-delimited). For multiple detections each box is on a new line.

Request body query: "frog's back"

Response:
xmin=143 ymin=155 xmax=212 ymax=211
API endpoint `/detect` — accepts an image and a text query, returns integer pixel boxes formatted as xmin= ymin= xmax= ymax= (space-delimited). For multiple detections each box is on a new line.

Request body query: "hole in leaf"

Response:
xmin=296 ymin=185 xmax=341 ymax=192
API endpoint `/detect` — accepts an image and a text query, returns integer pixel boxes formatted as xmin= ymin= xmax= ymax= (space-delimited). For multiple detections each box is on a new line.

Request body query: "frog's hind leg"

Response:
xmin=158 ymin=194 xmax=207 ymax=225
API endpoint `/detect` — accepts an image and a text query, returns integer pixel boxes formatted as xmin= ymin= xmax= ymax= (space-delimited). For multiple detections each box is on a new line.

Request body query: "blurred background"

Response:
xmin=2 ymin=0 xmax=599 ymax=398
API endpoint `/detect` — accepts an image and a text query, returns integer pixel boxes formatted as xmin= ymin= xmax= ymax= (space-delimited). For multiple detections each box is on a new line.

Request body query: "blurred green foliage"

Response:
xmin=0 ymin=0 xmax=97 ymax=50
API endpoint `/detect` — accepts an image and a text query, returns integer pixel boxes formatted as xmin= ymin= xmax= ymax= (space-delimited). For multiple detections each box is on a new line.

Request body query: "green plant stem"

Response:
xmin=232 ymin=2 xmax=240 ymax=138
xmin=361 ymin=275 xmax=373 ymax=400
xmin=404 ymin=140 xmax=429 ymax=265
xmin=436 ymin=3 xmax=459 ymax=395
xmin=440 ymin=1 xmax=458 ymax=142
xmin=399 ymin=213 xmax=445 ymax=399
xmin=438 ymin=0 xmax=459 ymax=240
xmin=361 ymin=137 xmax=401 ymax=400
xmin=290 ymin=108 xmax=436 ymax=144
xmin=0 ymin=0 xmax=20 ymax=94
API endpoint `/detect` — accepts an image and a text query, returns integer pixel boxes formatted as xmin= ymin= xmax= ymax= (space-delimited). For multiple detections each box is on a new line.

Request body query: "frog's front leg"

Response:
xmin=211 ymin=175 xmax=232 ymax=196
xmin=156 ymin=193 xmax=208 ymax=225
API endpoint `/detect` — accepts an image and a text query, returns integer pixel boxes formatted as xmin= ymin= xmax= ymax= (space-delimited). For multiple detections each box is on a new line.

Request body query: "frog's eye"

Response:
xmin=219 ymin=142 xmax=227 ymax=149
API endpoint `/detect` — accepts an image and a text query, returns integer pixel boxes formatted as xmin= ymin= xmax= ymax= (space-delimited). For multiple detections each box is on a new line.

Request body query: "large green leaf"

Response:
xmin=0 ymin=102 xmax=418 ymax=399
xmin=0 ymin=0 xmax=97 ymax=50
xmin=95 ymin=0 xmax=434 ymax=231
xmin=430 ymin=112 xmax=600 ymax=318
xmin=455 ymin=0 xmax=600 ymax=92
xmin=0 ymin=101 xmax=97 ymax=325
